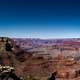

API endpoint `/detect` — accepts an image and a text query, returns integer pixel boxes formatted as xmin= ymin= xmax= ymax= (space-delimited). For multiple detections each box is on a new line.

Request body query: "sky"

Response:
xmin=0 ymin=0 xmax=80 ymax=38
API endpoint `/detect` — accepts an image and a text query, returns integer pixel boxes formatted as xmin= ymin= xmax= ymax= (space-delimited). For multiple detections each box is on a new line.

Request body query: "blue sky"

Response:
xmin=0 ymin=0 xmax=80 ymax=38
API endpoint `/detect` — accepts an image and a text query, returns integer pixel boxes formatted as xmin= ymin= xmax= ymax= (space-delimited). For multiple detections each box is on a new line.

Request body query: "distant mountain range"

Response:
xmin=13 ymin=38 xmax=80 ymax=49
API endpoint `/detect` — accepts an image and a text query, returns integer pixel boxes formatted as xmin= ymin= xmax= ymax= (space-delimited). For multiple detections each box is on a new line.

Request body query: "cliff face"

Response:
xmin=12 ymin=38 xmax=80 ymax=80
xmin=0 ymin=37 xmax=26 ymax=76
xmin=1 ymin=37 xmax=80 ymax=80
